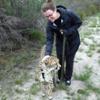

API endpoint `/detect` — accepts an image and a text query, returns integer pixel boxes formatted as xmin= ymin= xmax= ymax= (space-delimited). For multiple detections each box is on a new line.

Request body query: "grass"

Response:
xmin=74 ymin=65 xmax=92 ymax=82
xmin=86 ymin=83 xmax=100 ymax=94
xmin=89 ymin=44 xmax=96 ymax=51
xmin=30 ymin=83 xmax=40 ymax=95
xmin=86 ymin=50 xmax=93 ymax=57
xmin=15 ymin=71 xmax=30 ymax=85
xmin=72 ymin=81 xmax=100 ymax=99
xmin=77 ymin=89 xmax=89 ymax=95
xmin=0 ymin=46 xmax=41 ymax=99
xmin=86 ymin=44 xmax=96 ymax=57
xmin=0 ymin=96 xmax=7 ymax=100
xmin=0 ymin=92 xmax=8 ymax=100
xmin=80 ymin=32 xmax=91 ymax=41
xmin=27 ymin=95 xmax=33 ymax=100
xmin=56 ymin=82 xmax=67 ymax=90
xmin=15 ymin=88 xmax=24 ymax=94
xmin=77 ymin=81 xmax=100 ymax=96
xmin=15 ymin=79 xmax=24 ymax=85
xmin=0 ymin=47 xmax=36 ymax=80
xmin=88 ymin=18 xmax=98 ymax=27
xmin=74 ymin=66 xmax=100 ymax=98
xmin=72 ymin=94 xmax=86 ymax=100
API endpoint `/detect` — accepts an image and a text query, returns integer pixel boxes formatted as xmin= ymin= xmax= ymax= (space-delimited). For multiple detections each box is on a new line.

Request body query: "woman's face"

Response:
xmin=43 ymin=9 xmax=57 ymax=22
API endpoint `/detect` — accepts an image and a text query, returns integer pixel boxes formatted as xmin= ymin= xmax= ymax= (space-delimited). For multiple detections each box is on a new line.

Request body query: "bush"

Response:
xmin=2 ymin=0 xmax=44 ymax=20
xmin=31 ymin=29 xmax=45 ymax=41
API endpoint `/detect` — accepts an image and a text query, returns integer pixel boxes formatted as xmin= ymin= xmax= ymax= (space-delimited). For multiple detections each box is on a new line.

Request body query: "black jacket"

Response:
xmin=45 ymin=6 xmax=82 ymax=55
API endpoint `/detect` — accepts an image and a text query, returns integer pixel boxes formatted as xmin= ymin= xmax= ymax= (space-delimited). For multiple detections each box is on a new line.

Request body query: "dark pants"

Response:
xmin=56 ymin=40 xmax=80 ymax=80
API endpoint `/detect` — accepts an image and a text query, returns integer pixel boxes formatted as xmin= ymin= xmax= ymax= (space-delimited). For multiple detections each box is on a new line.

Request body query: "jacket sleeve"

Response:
xmin=45 ymin=25 xmax=54 ymax=55
xmin=63 ymin=10 xmax=82 ymax=36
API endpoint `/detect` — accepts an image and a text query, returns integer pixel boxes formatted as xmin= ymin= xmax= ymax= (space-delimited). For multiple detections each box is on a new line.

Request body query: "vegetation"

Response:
xmin=0 ymin=47 xmax=37 ymax=80
xmin=30 ymin=83 xmax=40 ymax=95
xmin=86 ymin=44 xmax=96 ymax=57
xmin=55 ymin=0 xmax=100 ymax=20
xmin=15 ymin=70 xmax=30 ymax=85
xmin=74 ymin=65 xmax=92 ymax=81
xmin=27 ymin=29 xmax=45 ymax=42
xmin=0 ymin=0 xmax=100 ymax=21
xmin=0 ymin=0 xmax=44 ymax=19
xmin=76 ymin=82 xmax=100 ymax=98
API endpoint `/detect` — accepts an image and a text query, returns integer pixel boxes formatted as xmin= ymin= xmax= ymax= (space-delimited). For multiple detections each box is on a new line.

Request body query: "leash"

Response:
xmin=61 ymin=31 xmax=66 ymax=81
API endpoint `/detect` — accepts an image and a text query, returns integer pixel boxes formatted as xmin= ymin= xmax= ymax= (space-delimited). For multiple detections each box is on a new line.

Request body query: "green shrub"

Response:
xmin=4 ymin=0 xmax=44 ymax=20
xmin=31 ymin=29 xmax=44 ymax=41
xmin=89 ymin=4 xmax=97 ymax=15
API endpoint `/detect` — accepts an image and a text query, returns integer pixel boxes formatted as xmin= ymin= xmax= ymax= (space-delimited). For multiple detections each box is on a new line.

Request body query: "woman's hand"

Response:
xmin=41 ymin=55 xmax=50 ymax=62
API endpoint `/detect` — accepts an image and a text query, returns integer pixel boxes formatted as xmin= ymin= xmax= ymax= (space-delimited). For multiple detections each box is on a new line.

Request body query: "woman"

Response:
xmin=41 ymin=0 xmax=82 ymax=85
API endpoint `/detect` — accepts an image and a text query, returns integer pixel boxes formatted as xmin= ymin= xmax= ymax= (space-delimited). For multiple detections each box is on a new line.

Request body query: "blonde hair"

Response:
xmin=41 ymin=0 xmax=56 ymax=12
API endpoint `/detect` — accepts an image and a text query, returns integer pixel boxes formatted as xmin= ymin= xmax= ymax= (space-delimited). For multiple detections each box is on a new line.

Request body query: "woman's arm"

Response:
xmin=45 ymin=24 xmax=54 ymax=55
